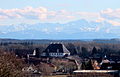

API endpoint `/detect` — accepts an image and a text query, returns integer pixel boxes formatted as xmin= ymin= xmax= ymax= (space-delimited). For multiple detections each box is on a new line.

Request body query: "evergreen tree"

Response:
xmin=92 ymin=47 xmax=97 ymax=55
xmin=81 ymin=47 xmax=88 ymax=57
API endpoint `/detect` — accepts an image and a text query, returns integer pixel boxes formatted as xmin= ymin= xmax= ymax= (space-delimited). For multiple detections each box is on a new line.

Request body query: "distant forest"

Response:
xmin=0 ymin=39 xmax=120 ymax=58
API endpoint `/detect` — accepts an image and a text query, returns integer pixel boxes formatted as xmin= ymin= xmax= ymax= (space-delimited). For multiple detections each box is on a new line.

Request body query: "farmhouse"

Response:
xmin=41 ymin=43 xmax=70 ymax=57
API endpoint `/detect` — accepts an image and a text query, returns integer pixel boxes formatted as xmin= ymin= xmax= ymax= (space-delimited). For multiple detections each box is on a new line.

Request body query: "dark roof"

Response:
xmin=43 ymin=43 xmax=70 ymax=53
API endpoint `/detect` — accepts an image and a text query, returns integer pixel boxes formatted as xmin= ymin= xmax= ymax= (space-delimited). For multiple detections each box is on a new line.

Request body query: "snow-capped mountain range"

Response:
xmin=0 ymin=19 xmax=120 ymax=39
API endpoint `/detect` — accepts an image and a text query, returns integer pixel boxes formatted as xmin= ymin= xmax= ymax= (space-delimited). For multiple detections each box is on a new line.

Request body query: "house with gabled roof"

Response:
xmin=41 ymin=43 xmax=70 ymax=57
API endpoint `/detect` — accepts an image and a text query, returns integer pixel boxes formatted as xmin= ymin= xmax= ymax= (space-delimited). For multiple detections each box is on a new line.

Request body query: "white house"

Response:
xmin=27 ymin=50 xmax=36 ymax=59
xmin=41 ymin=43 xmax=70 ymax=57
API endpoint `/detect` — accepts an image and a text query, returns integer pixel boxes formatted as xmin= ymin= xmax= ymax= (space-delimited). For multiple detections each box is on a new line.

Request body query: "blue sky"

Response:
xmin=1 ymin=0 xmax=120 ymax=11
xmin=0 ymin=0 xmax=120 ymax=25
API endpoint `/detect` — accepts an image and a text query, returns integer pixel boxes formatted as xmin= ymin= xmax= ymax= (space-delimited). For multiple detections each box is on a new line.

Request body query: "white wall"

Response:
xmin=41 ymin=52 xmax=70 ymax=57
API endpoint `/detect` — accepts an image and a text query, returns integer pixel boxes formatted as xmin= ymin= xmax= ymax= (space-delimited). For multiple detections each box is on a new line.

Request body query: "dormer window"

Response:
xmin=47 ymin=49 xmax=49 ymax=52
xmin=57 ymin=49 xmax=59 ymax=53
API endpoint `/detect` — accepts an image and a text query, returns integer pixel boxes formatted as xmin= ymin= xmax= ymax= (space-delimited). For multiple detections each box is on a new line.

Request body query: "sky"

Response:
xmin=0 ymin=0 xmax=120 ymax=25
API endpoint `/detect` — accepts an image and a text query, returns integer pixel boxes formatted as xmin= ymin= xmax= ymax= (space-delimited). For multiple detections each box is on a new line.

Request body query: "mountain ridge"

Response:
xmin=0 ymin=19 xmax=120 ymax=39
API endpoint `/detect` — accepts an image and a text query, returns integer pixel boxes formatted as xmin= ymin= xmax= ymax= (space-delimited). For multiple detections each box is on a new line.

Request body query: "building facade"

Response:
xmin=41 ymin=43 xmax=70 ymax=57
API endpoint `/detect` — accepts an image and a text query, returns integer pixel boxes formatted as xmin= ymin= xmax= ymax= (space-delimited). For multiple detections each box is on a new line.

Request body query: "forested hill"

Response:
xmin=0 ymin=38 xmax=120 ymax=58
xmin=0 ymin=38 xmax=120 ymax=44
xmin=0 ymin=39 xmax=86 ymax=44
xmin=93 ymin=39 xmax=120 ymax=44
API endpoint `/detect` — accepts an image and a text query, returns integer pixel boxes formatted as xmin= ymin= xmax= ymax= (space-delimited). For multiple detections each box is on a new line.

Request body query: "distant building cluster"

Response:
xmin=27 ymin=42 xmax=70 ymax=58
xmin=24 ymin=42 xmax=120 ymax=77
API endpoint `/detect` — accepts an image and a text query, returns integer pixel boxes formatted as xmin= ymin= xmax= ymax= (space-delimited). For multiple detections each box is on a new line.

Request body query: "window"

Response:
xmin=47 ymin=49 xmax=49 ymax=52
xmin=57 ymin=49 xmax=59 ymax=53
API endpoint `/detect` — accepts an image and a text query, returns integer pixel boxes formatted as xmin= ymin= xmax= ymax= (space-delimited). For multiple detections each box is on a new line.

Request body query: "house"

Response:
xmin=27 ymin=50 xmax=36 ymax=59
xmin=41 ymin=43 xmax=70 ymax=57
xmin=22 ymin=65 xmax=41 ymax=75
xmin=100 ymin=55 xmax=120 ymax=70
xmin=22 ymin=65 xmax=38 ymax=73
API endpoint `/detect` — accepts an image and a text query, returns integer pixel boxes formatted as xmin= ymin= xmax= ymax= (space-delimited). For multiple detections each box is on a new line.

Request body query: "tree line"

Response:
xmin=0 ymin=41 xmax=120 ymax=58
